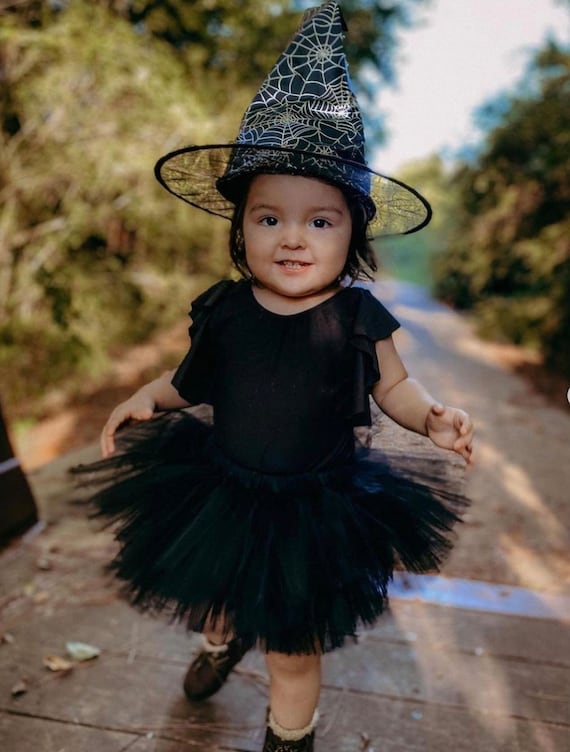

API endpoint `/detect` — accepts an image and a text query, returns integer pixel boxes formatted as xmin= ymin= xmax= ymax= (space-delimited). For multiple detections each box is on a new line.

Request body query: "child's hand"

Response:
xmin=426 ymin=403 xmax=474 ymax=464
xmin=101 ymin=392 xmax=155 ymax=458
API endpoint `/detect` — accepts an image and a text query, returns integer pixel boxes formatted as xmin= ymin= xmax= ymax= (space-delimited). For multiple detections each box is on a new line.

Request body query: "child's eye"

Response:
xmin=311 ymin=218 xmax=331 ymax=229
xmin=260 ymin=216 xmax=278 ymax=226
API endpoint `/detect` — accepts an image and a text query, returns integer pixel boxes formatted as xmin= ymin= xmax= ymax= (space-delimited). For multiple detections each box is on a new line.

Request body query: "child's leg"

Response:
xmin=265 ymin=651 xmax=321 ymax=730
xmin=183 ymin=614 xmax=247 ymax=701
xmin=203 ymin=627 xmax=230 ymax=645
xmin=202 ymin=612 xmax=233 ymax=644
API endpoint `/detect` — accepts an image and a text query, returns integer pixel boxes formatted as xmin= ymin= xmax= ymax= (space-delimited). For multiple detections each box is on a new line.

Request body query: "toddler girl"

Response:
xmin=78 ymin=4 xmax=473 ymax=750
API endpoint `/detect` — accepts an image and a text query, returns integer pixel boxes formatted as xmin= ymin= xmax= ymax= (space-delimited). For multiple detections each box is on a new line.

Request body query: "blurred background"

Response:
xmin=0 ymin=0 xmax=569 ymax=464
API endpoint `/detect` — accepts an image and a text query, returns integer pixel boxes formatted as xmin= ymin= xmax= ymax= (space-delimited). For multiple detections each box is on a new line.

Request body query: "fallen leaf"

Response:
xmin=43 ymin=655 xmax=74 ymax=672
xmin=66 ymin=641 xmax=101 ymax=661
xmin=11 ymin=680 xmax=28 ymax=697
xmin=36 ymin=557 xmax=52 ymax=571
xmin=1 ymin=632 xmax=15 ymax=645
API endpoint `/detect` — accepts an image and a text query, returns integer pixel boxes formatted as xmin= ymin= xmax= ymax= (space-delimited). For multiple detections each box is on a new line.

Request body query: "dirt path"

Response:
xmin=12 ymin=280 xmax=570 ymax=595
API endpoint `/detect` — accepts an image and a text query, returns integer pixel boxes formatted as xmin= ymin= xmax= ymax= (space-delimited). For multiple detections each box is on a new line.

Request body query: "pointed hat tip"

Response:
xmin=297 ymin=2 xmax=347 ymax=33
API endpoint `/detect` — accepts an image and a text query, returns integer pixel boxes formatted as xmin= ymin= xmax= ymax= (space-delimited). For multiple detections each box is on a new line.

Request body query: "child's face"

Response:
xmin=242 ymin=174 xmax=352 ymax=298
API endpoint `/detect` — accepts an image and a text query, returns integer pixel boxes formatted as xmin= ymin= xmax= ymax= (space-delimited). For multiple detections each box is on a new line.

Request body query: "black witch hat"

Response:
xmin=155 ymin=2 xmax=431 ymax=237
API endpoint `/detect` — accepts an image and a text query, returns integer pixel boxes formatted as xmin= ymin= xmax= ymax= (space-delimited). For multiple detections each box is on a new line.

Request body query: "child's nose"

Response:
xmin=281 ymin=223 xmax=305 ymax=249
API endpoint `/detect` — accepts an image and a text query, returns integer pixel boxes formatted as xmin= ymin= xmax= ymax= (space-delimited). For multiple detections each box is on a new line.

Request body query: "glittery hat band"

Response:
xmin=216 ymin=145 xmax=375 ymax=221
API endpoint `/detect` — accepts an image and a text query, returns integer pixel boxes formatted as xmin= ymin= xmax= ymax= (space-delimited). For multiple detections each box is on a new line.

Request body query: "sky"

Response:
xmin=373 ymin=0 xmax=569 ymax=173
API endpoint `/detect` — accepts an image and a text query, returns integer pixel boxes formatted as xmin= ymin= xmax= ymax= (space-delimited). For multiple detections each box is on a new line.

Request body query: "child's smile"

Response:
xmin=243 ymin=174 xmax=352 ymax=312
xmin=276 ymin=260 xmax=312 ymax=271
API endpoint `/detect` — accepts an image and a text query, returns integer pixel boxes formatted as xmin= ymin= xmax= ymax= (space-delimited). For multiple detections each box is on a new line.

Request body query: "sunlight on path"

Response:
xmin=375 ymin=280 xmax=570 ymax=596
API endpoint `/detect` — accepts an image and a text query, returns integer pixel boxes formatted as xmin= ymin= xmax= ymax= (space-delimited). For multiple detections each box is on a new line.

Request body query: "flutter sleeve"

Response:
xmin=350 ymin=288 xmax=400 ymax=426
xmin=171 ymin=279 xmax=235 ymax=405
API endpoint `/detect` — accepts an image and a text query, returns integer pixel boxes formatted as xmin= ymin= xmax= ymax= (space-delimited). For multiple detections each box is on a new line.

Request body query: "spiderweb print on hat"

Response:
xmin=236 ymin=1 xmax=363 ymax=162
xmin=155 ymin=2 xmax=432 ymax=237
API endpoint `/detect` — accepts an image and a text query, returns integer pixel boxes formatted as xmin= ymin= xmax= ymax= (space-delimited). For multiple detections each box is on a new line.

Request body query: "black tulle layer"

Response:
xmin=72 ymin=410 xmax=467 ymax=654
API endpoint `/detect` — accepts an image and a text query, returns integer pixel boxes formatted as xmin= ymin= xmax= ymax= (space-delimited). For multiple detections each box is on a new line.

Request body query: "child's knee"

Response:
xmin=265 ymin=651 xmax=320 ymax=678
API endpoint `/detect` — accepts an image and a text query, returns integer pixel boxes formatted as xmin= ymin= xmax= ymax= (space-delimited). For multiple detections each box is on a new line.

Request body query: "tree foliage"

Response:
xmin=376 ymin=155 xmax=458 ymax=287
xmin=0 ymin=0 xmax=428 ymax=411
xmin=105 ymin=0 xmax=427 ymax=92
xmin=0 ymin=1 xmax=228 ymax=408
xmin=433 ymin=42 xmax=570 ymax=375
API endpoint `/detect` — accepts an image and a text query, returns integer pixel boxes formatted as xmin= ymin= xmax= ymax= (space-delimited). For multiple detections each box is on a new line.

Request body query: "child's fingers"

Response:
xmin=451 ymin=410 xmax=474 ymax=457
xmin=100 ymin=406 xmax=154 ymax=458
xmin=454 ymin=409 xmax=471 ymax=431
xmin=454 ymin=421 xmax=473 ymax=448
xmin=454 ymin=432 xmax=475 ymax=464
xmin=100 ymin=409 xmax=127 ymax=457
xmin=100 ymin=435 xmax=110 ymax=458
xmin=101 ymin=434 xmax=114 ymax=458
xmin=101 ymin=418 xmax=118 ymax=458
xmin=454 ymin=435 xmax=471 ymax=453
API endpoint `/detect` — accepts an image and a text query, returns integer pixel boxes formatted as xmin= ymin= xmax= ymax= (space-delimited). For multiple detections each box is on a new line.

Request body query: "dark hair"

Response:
xmin=228 ymin=178 xmax=377 ymax=284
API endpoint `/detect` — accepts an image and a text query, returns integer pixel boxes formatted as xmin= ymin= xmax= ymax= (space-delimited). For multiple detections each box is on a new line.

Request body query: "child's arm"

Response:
xmin=371 ymin=336 xmax=474 ymax=464
xmin=100 ymin=370 xmax=190 ymax=458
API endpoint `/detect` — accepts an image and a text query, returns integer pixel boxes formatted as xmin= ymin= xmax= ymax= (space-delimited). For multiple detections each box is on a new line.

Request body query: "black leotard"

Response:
xmin=172 ymin=280 xmax=399 ymax=474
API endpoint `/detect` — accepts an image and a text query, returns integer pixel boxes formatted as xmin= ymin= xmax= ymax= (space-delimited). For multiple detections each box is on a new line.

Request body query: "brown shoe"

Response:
xmin=262 ymin=726 xmax=315 ymax=751
xmin=183 ymin=637 xmax=248 ymax=701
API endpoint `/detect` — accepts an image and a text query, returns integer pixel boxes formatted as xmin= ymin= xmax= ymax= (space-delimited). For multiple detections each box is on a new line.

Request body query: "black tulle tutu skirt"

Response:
xmin=72 ymin=410 xmax=467 ymax=654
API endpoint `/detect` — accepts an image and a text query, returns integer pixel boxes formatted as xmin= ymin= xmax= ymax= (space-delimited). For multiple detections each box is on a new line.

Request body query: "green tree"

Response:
xmin=376 ymin=155 xmax=458 ymax=287
xmin=103 ymin=1 xmax=429 ymax=87
xmin=433 ymin=42 xmax=570 ymax=375
xmin=0 ymin=2 xmax=227 ymax=408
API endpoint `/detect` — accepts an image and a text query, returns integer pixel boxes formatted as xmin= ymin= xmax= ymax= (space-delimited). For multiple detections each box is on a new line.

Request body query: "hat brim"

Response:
xmin=154 ymin=144 xmax=431 ymax=237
